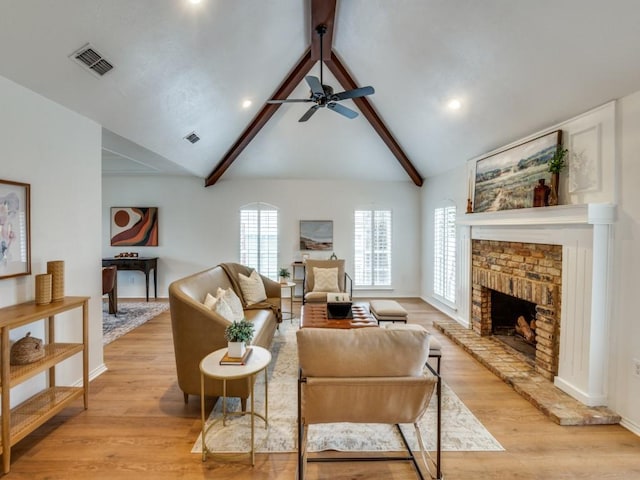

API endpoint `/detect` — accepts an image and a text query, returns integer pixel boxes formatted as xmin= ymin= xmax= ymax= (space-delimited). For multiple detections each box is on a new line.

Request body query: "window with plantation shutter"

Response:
xmin=354 ymin=209 xmax=392 ymax=287
xmin=434 ymin=205 xmax=456 ymax=303
xmin=239 ymin=203 xmax=278 ymax=280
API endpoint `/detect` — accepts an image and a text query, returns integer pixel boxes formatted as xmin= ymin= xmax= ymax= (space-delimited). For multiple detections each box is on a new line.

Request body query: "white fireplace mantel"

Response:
xmin=457 ymin=203 xmax=615 ymax=227
xmin=456 ymin=203 xmax=616 ymax=407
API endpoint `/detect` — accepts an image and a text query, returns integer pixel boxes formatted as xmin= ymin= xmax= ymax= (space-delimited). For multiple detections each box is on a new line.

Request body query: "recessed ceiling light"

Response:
xmin=189 ymin=0 xmax=201 ymax=4
xmin=242 ymin=99 xmax=252 ymax=109
xmin=447 ymin=98 xmax=462 ymax=110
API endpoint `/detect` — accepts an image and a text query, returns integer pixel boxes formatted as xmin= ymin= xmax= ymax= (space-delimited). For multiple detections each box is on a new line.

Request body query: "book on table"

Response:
xmin=219 ymin=347 xmax=253 ymax=365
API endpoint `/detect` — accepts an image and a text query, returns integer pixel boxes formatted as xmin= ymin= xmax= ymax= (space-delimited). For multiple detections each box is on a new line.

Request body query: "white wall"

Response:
xmin=102 ymin=176 xmax=421 ymax=298
xmin=610 ymin=89 xmax=640 ymax=434
xmin=0 ymin=75 xmax=103 ymax=404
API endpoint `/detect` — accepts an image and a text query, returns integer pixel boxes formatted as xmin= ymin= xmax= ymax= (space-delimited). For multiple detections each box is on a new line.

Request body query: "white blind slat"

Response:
xmin=354 ymin=209 xmax=391 ymax=287
xmin=240 ymin=204 xmax=278 ymax=280
xmin=434 ymin=206 xmax=456 ymax=303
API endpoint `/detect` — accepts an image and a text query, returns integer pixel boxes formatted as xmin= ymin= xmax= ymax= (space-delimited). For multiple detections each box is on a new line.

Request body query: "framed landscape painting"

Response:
xmin=0 ymin=179 xmax=31 ymax=279
xmin=299 ymin=220 xmax=333 ymax=251
xmin=473 ymin=130 xmax=562 ymax=212
xmin=110 ymin=207 xmax=159 ymax=246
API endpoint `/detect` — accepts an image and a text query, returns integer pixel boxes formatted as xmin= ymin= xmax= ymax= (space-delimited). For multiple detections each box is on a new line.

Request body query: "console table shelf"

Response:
xmin=0 ymin=296 xmax=89 ymax=474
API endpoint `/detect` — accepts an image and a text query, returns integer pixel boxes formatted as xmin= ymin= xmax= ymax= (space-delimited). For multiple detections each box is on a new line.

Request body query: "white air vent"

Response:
xmin=184 ymin=132 xmax=200 ymax=144
xmin=70 ymin=43 xmax=114 ymax=77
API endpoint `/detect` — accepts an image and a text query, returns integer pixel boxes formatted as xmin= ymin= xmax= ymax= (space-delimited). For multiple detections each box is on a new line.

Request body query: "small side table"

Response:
xmin=280 ymin=281 xmax=296 ymax=322
xmin=199 ymin=346 xmax=271 ymax=465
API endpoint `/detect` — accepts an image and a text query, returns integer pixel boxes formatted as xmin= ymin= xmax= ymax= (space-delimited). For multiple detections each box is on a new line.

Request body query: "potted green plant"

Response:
xmin=547 ymin=147 xmax=568 ymax=206
xmin=224 ymin=319 xmax=254 ymax=358
xmin=279 ymin=267 xmax=291 ymax=284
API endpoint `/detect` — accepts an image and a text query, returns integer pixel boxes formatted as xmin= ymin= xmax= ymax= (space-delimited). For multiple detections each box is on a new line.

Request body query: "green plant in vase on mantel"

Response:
xmin=547 ymin=147 xmax=568 ymax=206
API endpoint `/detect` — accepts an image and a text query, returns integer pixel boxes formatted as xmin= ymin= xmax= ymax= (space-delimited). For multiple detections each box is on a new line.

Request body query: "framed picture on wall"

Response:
xmin=473 ymin=130 xmax=562 ymax=212
xmin=110 ymin=207 xmax=159 ymax=246
xmin=0 ymin=179 xmax=31 ymax=279
xmin=299 ymin=220 xmax=333 ymax=251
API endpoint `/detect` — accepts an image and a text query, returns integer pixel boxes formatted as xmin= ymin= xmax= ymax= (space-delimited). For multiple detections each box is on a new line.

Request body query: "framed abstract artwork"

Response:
xmin=0 ymin=179 xmax=31 ymax=279
xmin=299 ymin=220 xmax=333 ymax=251
xmin=110 ymin=207 xmax=159 ymax=246
xmin=473 ymin=130 xmax=562 ymax=212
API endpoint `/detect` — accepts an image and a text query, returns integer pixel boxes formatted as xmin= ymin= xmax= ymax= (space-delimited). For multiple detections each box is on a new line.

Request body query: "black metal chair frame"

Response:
xmin=297 ymin=362 xmax=442 ymax=480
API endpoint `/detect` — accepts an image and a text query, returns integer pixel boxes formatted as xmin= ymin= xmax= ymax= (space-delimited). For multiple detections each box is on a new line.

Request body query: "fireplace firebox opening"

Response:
xmin=491 ymin=290 xmax=537 ymax=362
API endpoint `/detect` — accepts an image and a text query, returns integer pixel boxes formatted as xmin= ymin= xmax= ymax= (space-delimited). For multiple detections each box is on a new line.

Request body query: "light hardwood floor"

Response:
xmin=6 ymin=298 xmax=640 ymax=479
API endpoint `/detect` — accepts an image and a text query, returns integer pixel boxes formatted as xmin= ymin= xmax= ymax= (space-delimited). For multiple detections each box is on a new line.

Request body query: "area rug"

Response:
xmin=102 ymin=302 xmax=169 ymax=345
xmin=192 ymin=322 xmax=503 ymax=454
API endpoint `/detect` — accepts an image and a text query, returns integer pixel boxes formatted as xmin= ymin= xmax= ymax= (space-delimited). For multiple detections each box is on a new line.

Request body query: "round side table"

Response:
xmin=199 ymin=346 xmax=272 ymax=465
xmin=280 ymin=281 xmax=296 ymax=322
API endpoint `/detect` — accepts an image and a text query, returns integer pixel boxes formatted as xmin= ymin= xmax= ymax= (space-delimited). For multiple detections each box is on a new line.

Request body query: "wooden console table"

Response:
xmin=0 ymin=296 xmax=89 ymax=474
xmin=102 ymin=257 xmax=158 ymax=301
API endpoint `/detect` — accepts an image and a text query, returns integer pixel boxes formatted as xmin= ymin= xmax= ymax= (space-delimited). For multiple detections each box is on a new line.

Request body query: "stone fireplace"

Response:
xmin=471 ymin=240 xmax=562 ymax=381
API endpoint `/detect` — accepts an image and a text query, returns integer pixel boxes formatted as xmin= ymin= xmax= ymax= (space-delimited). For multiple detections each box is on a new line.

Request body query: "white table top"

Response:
xmin=280 ymin=281 xmax=296 ymax=288
xmin=200 ymin=346 xmax=272 ymax=380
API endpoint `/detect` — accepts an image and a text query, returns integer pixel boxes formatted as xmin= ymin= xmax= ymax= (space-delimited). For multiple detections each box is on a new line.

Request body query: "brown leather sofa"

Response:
xmin=168 ymin=263 xmax=281 ymax=403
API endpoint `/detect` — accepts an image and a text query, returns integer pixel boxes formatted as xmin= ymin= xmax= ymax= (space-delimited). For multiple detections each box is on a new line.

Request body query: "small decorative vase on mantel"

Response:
xmin=533 ymin=179 xmax=550 ymax=207
xmin=548 ymin=172 xmax=559 ymax=206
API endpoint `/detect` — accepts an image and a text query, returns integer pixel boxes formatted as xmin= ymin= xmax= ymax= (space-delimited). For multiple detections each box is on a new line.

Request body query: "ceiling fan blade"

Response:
xmin=305 ymin=76 xmax=324 ymax=96
xmin=299 ymin=105 xmax=320 ymax=122
xmin=267 ymin=99 xmax=313 ymax=104
xmin=327 ymin=102 xmax=358 ymax=119
xmin=332 ymin=86 xmax=375 ymax=101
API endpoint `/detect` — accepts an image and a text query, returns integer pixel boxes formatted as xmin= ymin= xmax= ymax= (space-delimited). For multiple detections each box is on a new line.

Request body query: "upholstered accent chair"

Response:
xmin=302 ymin=259 xmax=353 ymax=304
xmin=296 ymin=327 xmax=442 ymax=479
xmin=102 ymin=266 xmax=117 ymax=315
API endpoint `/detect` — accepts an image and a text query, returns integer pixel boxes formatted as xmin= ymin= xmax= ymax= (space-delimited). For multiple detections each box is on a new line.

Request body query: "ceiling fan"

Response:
xmin=267 ymin=24 xmax=375 ymax=122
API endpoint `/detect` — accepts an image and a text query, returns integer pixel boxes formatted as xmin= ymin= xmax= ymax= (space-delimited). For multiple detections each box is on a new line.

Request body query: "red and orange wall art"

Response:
xmin=110 ymin=207 xmax=158 ymax=246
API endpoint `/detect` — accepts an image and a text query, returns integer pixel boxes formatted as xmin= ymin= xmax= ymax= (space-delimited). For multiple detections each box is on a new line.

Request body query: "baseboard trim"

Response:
xmin=553 ymin=377 xmax=607 ymax=407
xmin=421 ymin=296 xmax=469 ymax=328
xmin=619 ymin=417 xmax=640 ymax=436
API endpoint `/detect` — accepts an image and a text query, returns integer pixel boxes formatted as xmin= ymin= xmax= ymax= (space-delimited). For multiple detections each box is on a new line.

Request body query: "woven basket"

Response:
xmin=35 ymin=273 xmax=52 ymax=305
xmin=47 ymin=260 xmax=65 ymax=301
xmin=10 ymin=332 xmax=44 ymax=365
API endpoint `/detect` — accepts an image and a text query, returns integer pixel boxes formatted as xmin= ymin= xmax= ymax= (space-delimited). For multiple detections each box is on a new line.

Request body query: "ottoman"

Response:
xmin=369 ymin=300 xmax=408 ymax=323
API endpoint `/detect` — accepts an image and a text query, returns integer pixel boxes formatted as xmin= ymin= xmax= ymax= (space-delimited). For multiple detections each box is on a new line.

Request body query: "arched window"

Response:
xmin=239 ymin=203 xmax=278 ymax=280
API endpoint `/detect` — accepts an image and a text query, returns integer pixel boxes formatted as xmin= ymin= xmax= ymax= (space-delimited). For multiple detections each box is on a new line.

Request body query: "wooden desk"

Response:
xmin=101 ymin=257 xmax=158 ymax=301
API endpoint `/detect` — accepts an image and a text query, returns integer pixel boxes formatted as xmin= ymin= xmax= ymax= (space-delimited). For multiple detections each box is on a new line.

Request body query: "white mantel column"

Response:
xmin=584 ymin=204 xmax=616 ymax=405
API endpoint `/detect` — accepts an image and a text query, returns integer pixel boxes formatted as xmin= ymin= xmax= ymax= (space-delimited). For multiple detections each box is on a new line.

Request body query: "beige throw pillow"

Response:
xmin=213 ymin=296 xmax=235 ymax=322
xmin=238 ymin=269 xmax=267 ymax=306
xmin=203 ymin=292 xmax=218 ymax=310
xmin=312 ymin=267 xmax=339 ymax=292
xmin=217 ymin=287 xmax=244 ymax=322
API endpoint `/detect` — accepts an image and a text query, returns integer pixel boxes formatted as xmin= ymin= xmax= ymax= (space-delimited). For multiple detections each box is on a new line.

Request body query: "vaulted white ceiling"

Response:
xmin=1 ymin=1 xmax=639 ymax=185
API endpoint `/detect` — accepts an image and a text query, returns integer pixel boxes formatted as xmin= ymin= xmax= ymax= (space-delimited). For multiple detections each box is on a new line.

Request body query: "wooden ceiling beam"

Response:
xmin=327 ymin=52 xmax=423 ymax=186
xmin=310 ymin=0 xmax=336 ymax=61
xmin=204 ymin=49 xmax=314 ymax=187
xmin=206 ymin=0 xmax=422 ymax=187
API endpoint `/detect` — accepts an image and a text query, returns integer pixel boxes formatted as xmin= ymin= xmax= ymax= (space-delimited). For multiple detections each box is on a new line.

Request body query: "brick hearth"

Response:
xmin=433 ymin=317 xmax=620 ymax=426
